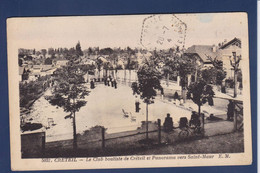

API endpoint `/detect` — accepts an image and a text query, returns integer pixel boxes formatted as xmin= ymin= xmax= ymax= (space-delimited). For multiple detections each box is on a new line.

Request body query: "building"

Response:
xmin=184 ymin=37 xmax=241 ymax=80
xmin=219 ymin=37 xmax=241 ymax=79
xmin=184 ymin=45 xmax=221 ymax=68
xmin=54 ymin=59 xmax=69 ymax=67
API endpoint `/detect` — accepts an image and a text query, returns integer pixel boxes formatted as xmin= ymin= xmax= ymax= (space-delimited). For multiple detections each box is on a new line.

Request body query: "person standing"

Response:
xmin=107 ymin=77 xmax=110 ymax=86
xmin=135 ymin=95 xmax=140 ymax=112
xmin=173 ymin=91 xmax=179 ymax=104
xmin=114 ymin=79 xmax=117 ymax=89
xmin=104 ymin=77 xmax=107 ymax=86
xmin=163 ymin=113 xmax=174 ymax=132
xmin=90 ymin=80 xmax=95 ymax=89
xmin=227 ymin=100 xmax=234 ymax=121
xmin=111 ymin=78 xmax=114 ymax=87
xmin=160 ymin=87 xmax=164 ymax=100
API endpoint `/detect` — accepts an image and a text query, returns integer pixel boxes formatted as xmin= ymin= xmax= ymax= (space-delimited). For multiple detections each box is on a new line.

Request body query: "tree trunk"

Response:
xmin=166 ymin=73 xmax=169 ymax=87
xmin=198 ymin=105 xmax=204 ymax=130
xmin=146 ymin=103 xmax=149 ymax=140
xmin=181 ymin=76 xmax=186 ymax=103
xmin=198 ymin=105 xmax=201 ymax=117
xmin=87 ymin=71 xmax=89 ymax=83
xmin=124 ymin=69 xmax=126 ymax=82
xmin=234 ymin=70 xmax=237 ymax=98
xmin=182 ymin=88 xmax=186 ymax=103
xmin=195 ymin=67 xmax=198 ymax=82
xmin=73 ymin=111 xmax=77 ymax=150
xmin=129 ymin=70 xmax=131 ymax=83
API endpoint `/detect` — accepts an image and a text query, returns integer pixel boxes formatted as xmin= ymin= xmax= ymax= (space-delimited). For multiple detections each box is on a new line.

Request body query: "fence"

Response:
xmin=22 ymin=110 xmax=241 ymax=158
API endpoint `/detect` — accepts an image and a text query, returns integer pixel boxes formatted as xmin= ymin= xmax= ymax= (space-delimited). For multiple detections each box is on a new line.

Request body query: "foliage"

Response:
xmin=80 ymin=64 xmax=96 ymax=74
xmin=44 ymin=58 xmax=53 ymax=65
xmin=41 ymin=49 xmax=47 ymax=57
xmin=46 ymin=65 xmax=89 ymax=114
xmin=201 ymin=66 xmax=226 ymax=85
xmin=131 ymin=62 xmax=162 ymax=104
xmin=103 ymin=62 xmax=112 ymax=74
xmin=163 ymin=55 xmax=195 ymax=89
xmin=99 ymin=47 xmax=113 ymax=55
xmin=19 ymin=75 xmax=51 ymax=108
xmin=19 ymin=58 xmax=23 ymax=66
xmin=21 ymin=122 xmax=43 ymax=132
xmin=76 ymin=41 xmax=83 ymax=57
xmin=125 ymin=56 xmax=138 ymax=70
xmin=237 ymin=69 xmax=242 ymax=83
xmin=203 ymin=56 xmax=226 ymax=85
xmin=187 ymin=80 xmax=215 ymax=108
xmin=96 ymin=58 xmax=103 ymax=72
xmin=131 ymin=61 xmax=162 ymax=140
xmin=176 ymin=56 xmax=196 ymax=88
xmin=48 ymin=48 xmax=55 ymax=55
xmin=162 ymin=57 xmax=176 ymax=78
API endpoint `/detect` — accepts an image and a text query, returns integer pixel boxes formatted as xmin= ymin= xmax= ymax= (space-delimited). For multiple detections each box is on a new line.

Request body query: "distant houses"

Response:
xmin=25 ymin=65 xmax=56 ymax=81
xmin=18 ymin=38 xmax=241 ymax=84
xmin=54 ymin=59 xmax=69 ymax=68
xmin=184 ymin=37 xmax=241 ymax=80
xmin=184 ymin=45 xmax=221 ymax=67
xmin=19 ymin=63 xmax=57 ymax=82
xmin=18 ymin=48 xmax=70 ymax=82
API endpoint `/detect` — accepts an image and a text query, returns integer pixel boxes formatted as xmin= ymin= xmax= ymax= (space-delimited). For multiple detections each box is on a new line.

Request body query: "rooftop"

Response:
xmin=184 ymin=45 xmax=221 ymax=62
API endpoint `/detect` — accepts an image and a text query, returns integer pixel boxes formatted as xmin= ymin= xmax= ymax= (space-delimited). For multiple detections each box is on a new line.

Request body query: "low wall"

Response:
xmin=21 ymin=132 xmax=45 ymax=158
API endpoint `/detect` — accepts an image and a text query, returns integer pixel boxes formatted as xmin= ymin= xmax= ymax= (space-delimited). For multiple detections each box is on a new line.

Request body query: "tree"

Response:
xmin=100 ymin=47 xmax=113 ymax=55
xmin=187 ymin=80 xmax=214 ymax=130
xmin=41 ymin=49 xmax=47 ymax=58
xmin=205 ymin=55 xmax=226 ymax=86
xmin=48 ymin=48 xmax=55 ymax=55
xmin=229 ymin=52 xmax=241 ymax=98
xmin=103 ymin=61 xmax=111 ymax=77
xmin=96 ymin=57 xmax=103 ymax=79
xmin=18 ymin=58 xmax=23 ymax=67
xmin=88 ymin=47 xmax=93 ymax=55
xmin=45 ymin=63 xmax=89 ymax=150
xmin=162 ymin=57 xmax=174 ymax=87
xmin=125 ymin=55 xmax=138 ymax=82
xmin=131 ymin=62 xmax=162 ymax=140
xmin=126 ymin=46 xmax=135 ymax=55
xmin=76 ymin=41 xmax=83 ymax=57
xmin=69 ymin=48 xmax=76 ymax=57
xmin=44 ymin=58 xmax=53 ymax=65
xmin=168 ymin=55 xmax=196 ymax=102
xmin=201 ymin=66 xmax=226 ymax=86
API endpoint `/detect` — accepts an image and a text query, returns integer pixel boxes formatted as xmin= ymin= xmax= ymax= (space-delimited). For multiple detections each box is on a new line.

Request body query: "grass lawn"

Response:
xmin=136 ymin=131 xmax=244 ymax=155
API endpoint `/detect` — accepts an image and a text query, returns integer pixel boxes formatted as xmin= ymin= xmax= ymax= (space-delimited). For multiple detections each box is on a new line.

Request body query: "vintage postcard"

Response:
xmin=7 ymin=13 xmax=252 ymax=171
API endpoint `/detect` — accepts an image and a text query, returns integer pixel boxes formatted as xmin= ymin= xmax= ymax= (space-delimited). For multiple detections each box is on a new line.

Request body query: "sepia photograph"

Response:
xmin=7 ymin=13 xmax=252 ymax=170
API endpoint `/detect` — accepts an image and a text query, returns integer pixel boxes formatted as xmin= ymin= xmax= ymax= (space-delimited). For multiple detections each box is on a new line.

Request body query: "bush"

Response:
xmin=225 ymin=79 xmax=234 ymax=88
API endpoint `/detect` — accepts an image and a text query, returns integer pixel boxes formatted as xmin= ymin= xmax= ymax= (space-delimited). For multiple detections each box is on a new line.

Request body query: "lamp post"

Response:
xmin=229 ymin=52 xmax=241 ymax=98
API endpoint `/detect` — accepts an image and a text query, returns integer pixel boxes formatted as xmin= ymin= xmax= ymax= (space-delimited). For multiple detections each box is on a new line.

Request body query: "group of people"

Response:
xmin=163 ymin=111 xmax=202 ymax=132
xmin=89 ymin=76 xmax=118 ymax=89
xmin=104 ymin=76 xmax=117 ymax=89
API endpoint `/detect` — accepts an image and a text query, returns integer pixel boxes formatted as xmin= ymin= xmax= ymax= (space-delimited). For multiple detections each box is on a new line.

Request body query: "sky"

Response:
xmin=7 ymin=12 xmax=248 ymax=51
